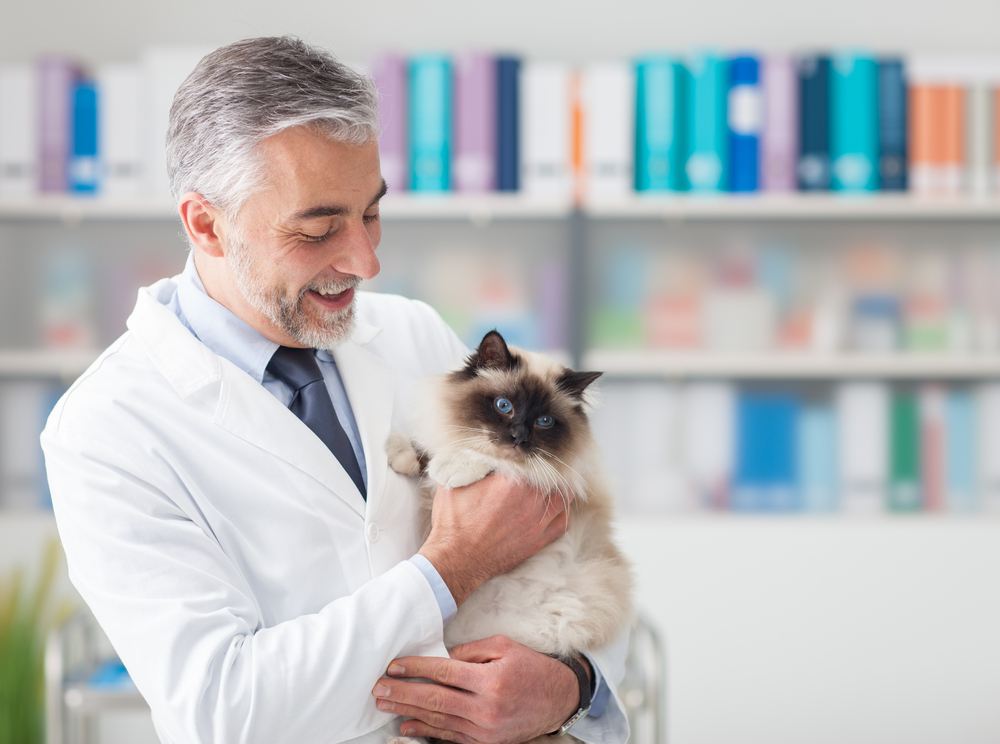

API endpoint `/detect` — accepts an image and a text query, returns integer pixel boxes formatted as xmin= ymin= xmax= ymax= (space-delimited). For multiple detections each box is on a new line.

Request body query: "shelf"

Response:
xmin=585 ymin=349 xmax=1000 ymax=379
xmin=0 ymin=349 xmax=99 ymax=379
xmin=4 ymin=193 xmax=1000 ymax=222
xmin=583 ymin=193 xmax=1000 ymax=220
xmin=0 ymin=194 xmax=573 ymax=223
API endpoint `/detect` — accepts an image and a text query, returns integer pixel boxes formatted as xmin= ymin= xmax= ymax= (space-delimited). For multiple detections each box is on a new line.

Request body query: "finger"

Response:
xmin=448 ymin=635 xmax=509 ymax=664
xmin=373 ymin=677 xmax=472 ymax=717
xmin=386 ymin=656 xmax=483 ymax=692
xmin=375 ymin=698 xmax=482 ymax=740
xmin=399 ymin=719 xmax=477 ymax=744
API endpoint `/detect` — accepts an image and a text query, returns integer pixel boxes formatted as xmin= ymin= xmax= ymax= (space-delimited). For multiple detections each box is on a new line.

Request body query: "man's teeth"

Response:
xmin=315 ymin=288 xmax=342 ymax=296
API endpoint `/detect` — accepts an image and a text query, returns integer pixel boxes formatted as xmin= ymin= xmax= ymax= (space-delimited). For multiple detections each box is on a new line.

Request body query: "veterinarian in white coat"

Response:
xmin=41 ymin=37 xmax=629 ymax=744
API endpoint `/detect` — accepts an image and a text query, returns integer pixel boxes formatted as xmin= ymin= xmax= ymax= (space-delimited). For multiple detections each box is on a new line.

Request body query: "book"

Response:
xmin=579 ymin=62 xmax=633 ymax=197
xmin=877 ymin=58 xmax=908 ymax=191
xmin=372 ymin=53 xmax=409 ymax=194
xmin=70 ymin=80 xmax=99 ymax=194
xmin=408 ymin=54 xmax=453 ymax=192
xmin=837 ymin=382 xmax=889 ymax=513
xmin=634 ymin=56 xmax=686 ymax=191
xmin=686 ymin=52 xmax=728 ymax=192
xmin=496 ymin=56 xmax=521 ymax=192
xmin=761 ymin=55 xmax=797 ymax=192
xmin=727 ymin=54 xmax=761 ymax=193
xmin=945 ymin=389 xmax=977 ymax=513
xmin=96 ymin=63 xmax=144 ymax=196
xmin=452 ymin=53 xmax=495 ymax=193
xmin=799 ymin=404 xmax=838 ymax=512
xmin=797 ymin=54 xmax=831 ymax=190
xmin=889 ymin=390 xmax=921 ymax=512
xmin=908 ymin=58 xmax=966 ymax=195
xmin=0 ymin=64 xmax=38 ymax=196
xmin=38 ymin=55 xmax=81 ymax=193
xmin=521 ymin=62 xmax=572 ymax=196
xmin=966 ymin=81 xmax=993 ymax=198
xmin=830 ymin=52 xmax=879 ymax=192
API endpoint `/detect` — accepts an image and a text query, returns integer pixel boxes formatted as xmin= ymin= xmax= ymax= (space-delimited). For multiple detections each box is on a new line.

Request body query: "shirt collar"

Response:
xmin=174 ymin=253 xmax=279 ymax=383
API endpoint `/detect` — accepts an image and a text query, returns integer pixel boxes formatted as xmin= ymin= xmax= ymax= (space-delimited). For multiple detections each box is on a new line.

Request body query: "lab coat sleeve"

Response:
xmin=41 ymin=398 xmax=445 ymax=744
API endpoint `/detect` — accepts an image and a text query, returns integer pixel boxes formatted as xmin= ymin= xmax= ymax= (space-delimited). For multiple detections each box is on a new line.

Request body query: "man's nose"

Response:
xmin=334 ymin=219 xmax=380 ymax=280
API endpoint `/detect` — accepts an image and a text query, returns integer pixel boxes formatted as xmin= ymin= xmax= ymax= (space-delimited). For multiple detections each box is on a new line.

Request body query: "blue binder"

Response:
xmin=686 ymin=52 xmax=728 ymax=192
xmin=797 ymin=55 xmax=831 ymax=191
xmin=634 ymin=56 xmax=686 ymax=191
xmin=728 ymin=55 xmax=761 ymax=192
xmin=831 ymin=52 xmax=879 ymax=192
xmin=70 ymin=80 xmax=99 ymax=194
xmin=878 ymin=58 xmax=908 ymax=191
xmin=408 ymin=55 xmax=452 ymax=192
xmin=496 ymin=56 xmax=521 ymax=192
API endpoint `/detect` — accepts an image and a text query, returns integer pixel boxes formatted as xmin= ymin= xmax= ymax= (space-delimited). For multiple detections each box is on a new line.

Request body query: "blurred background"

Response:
xmin=2 ymin=1 xmax=1000 ymax=742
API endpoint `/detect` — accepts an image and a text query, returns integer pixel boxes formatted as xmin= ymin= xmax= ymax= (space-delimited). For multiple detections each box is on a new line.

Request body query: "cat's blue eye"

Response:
xmin=535 ymin=415 xmax=555 ymax=429
xmin=494 ymin=397 xmax=514 ymax=415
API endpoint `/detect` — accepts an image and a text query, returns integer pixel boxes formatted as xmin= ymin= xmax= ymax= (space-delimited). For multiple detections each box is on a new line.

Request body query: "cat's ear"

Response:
xmin=557 ymin=369 xmax=603 ymax=399
xmin=464 ymin=330 xmax=519 ymax=373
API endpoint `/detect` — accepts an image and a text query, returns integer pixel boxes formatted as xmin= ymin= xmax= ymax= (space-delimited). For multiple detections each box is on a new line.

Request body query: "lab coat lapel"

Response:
xmin=332 ymin=332 xmax=393 ymax=519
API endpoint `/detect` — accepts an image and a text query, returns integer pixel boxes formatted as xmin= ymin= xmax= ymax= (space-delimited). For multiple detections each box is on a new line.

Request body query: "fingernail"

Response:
xmin=388 ymin=663 xmax=405 ymax=676
xmin=376 ymin=698 xmax=393 ymax=711
xmin=372 ymin=683 xmax=390 ymax=697
xmin=400 ymin=726 xmax=413 ymax=736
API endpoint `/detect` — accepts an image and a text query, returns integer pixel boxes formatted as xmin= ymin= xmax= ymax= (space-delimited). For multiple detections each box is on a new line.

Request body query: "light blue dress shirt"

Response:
xmin=167 ymin=255 xmax=608 ymax=718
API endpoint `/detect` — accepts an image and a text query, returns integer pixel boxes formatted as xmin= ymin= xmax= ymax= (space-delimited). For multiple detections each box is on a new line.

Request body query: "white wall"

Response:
xmin=2 ymin=0 xmax=999 ymax=65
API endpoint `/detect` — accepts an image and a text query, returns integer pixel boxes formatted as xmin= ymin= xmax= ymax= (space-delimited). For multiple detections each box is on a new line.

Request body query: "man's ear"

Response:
xmin=178 ymin=192 xmax=225 ymax=258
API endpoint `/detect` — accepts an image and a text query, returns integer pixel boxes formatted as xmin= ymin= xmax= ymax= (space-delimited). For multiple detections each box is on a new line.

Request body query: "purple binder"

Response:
xmin=761 ymin=55 xmax=797 ymax=192
xmin=454 ymin=52 xmax=496 ymax=192
xmin=38 ymin=56 xmax=81 ymax=193
xmin=372 ymin=53 xmax=408 ymax=193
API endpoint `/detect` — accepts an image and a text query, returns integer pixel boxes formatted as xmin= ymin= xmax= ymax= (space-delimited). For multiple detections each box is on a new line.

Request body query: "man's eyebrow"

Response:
xmin=289 ymin=180 xmax=389 ymax=222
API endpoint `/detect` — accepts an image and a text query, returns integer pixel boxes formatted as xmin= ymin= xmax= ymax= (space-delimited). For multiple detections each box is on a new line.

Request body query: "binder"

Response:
xmin=496 ymin=56 xmax=521 ymax=191
xmin=0 ymin=64 xmax=38 ymax=196
xmin=452 ymin=52 xmax=495 ymax=193
xmin=681 ymin=382 xmax=735 ymax=510
xmin=976 ymin=383 xmax=1000 ymax=513
xmin=728 ymin=54 xmax=761 ymax=193
xmin=70 ymin=80 xmax=99 ymax=194
xmin=686 ymin=52 xmax=728 ymax=192
xmin=96 ymin=63 xmax=143 ymax=196
xmin=830 ymin=52 xmax=879 ymax=192
xmin=372 ymin=53 xmax=409 ymax=193
xmin=799 ymin=405 xmax=838 ymax=512
xmin=945 ymin=389 xmax=977 ymax=512
xmin=877 ymin=58 xmax=908 ymax=191
xmin=39 ymin=56 xmax=81 ymax=193
xmin=919 ymin=385 xmax=946 ymax=512
xmin=408 ymin=54 xmax=452 ymax=192
xmin=966 ymin=82 xmax=993 ymax=198
xmin=521 ymin=62 xmax=572 ymax=196
xmin=797 ymin=54 xmax=831 ymax=191
xmin=889 ymin=391 xmax=921 ymax=512
xmin=635 ymin=56 xmax=686 ymax=191
xmin=580 ymin=62 xmax=633 ymax=197
xmin=761 ymin=55 xmax=798 ymax=192
xmin=837 ymin=382 xmax=889 ymax=513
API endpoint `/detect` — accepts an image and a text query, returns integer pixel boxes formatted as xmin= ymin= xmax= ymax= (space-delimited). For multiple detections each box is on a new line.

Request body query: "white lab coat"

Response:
xmin=41 ymin=276 xmax=628 ymax=744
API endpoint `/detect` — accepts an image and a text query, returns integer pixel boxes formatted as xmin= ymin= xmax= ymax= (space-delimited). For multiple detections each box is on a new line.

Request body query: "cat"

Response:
xmin=386 ymin=329 xmax=633 ymax=742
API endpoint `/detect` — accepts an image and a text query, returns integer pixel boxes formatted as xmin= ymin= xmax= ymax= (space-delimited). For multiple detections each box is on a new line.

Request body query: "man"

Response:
xmin=41 ymin=36 xmax=629 ymax=744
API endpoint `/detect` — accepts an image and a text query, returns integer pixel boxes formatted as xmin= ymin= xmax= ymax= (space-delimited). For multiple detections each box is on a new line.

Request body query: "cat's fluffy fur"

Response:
xmin=387 ymin=330 xmax=633 ymax=662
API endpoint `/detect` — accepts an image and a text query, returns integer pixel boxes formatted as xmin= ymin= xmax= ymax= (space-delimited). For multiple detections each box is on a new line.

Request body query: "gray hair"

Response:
xmin=166 ymin=36 xmax=378 ymax=220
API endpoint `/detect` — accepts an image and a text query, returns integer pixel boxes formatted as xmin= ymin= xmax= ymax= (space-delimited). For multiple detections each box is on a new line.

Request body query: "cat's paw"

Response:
xmin=428 ymin=452 xmax=494 ymax=489
xmin=386 ymin=432 xmax=422 ymax=477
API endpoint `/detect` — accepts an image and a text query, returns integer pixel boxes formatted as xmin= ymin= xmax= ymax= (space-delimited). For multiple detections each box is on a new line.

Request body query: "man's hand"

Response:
xmin=372 ymin=635 xmax=581 ymax=744
xmin=419 ymin=474 xmax=570 ymax=606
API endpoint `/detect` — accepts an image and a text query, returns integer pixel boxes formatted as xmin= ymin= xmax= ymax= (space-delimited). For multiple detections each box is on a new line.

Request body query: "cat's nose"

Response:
xmin=511 ymin=424 xmax=530 ymax=447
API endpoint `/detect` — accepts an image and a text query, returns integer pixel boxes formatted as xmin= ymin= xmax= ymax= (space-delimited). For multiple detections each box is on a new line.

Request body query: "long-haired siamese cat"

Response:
xmin=386 ymin=330 xmax=633 ymax=742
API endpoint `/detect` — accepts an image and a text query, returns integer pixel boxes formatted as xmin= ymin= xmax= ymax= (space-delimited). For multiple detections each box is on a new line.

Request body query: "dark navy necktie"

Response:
xmin=266 ymin=346 xmax=367 ymax=499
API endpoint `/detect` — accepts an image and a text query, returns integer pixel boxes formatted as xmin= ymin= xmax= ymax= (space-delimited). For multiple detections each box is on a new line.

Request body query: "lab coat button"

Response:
xmin=366 ymin=523 xmax=380 ymax=543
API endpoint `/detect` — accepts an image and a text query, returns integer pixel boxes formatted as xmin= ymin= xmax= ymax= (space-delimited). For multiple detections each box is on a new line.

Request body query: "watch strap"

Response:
xmin=546 ymin=653 xmax=593 ymax=736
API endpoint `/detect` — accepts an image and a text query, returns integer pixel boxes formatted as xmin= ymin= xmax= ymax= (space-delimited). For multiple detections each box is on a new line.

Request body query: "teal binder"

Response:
xmin=408 ymin=55 xmax=452 ymax=192
xmin=634 ymin=56 xmax=686 ymax=191
xmin=830 ymin=53 xmax=879 ymax=192
xmin=686 ymin=52 xmax=728 ymax=192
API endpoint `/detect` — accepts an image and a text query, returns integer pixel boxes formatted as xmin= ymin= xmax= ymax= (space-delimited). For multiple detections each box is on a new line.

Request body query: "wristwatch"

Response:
xmin=547 ymin=653 xmax=595 ymax=736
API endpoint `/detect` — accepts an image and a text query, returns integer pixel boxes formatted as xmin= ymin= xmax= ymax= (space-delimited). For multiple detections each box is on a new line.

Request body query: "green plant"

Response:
xmin=0 ymin=540 xmax=65 ymax=744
